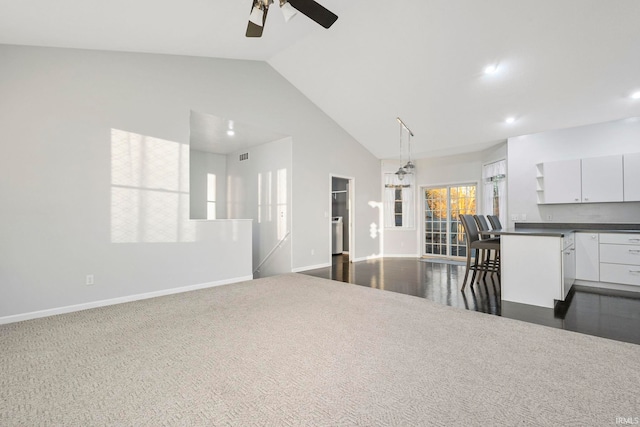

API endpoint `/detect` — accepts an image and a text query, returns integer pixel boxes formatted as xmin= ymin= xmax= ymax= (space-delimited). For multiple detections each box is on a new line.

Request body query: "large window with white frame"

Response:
xmin=424 ymin=184 xmax=476 ymax=257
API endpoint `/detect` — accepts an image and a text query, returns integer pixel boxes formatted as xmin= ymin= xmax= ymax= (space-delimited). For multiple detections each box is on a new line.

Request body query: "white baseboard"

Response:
xmin=351 ymin=254 xmax=383 ymax=262
xmin=573 ymin=279 xmax=640 ymax=294
xmin=381 ymin=254 xmax=420 ymax=258
xmin=292 ymin=263 xmax=331 ymax=273
xmin=0 ymin=275 xmax=254 ymax=325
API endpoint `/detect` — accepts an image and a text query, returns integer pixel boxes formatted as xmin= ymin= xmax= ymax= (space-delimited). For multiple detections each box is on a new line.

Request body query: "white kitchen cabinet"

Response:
xmin=623 ymin=153 xmax=640 ymax=201
xmin=600 ymin=264 xmax=640 ymax=286
xmin=575 ymin=232 xmax=599 ymax=281
xmin=599 ymin=233 xmax=640 ymax=287
xmin=537 ymin=159 xmax=582 ymax=204
xmin=600 ymin=233 xmax=640 ymax=245
xmin=600 ymin=243 xmax=640 ymax=265
xmin=580 ymin=154 xmax=623 ymax=203
xmin=501 ymin=234 xmax=571 ymax=308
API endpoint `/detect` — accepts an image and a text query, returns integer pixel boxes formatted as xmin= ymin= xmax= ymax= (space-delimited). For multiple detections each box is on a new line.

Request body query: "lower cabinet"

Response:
xmin=600 ymin=263 xmax=640 ymax=286
xmin=502 ymin=234 xmax=573 ymax=309
xmin=599 ymin=233 xmax=640 ymax=286
xmin=576 ymin=232 xmax=640 ymax=288
xmin=502 ymin=231 xmax=640 ymax=308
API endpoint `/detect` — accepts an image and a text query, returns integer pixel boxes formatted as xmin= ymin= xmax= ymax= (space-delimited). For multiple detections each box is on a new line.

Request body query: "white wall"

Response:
xmin=508 ymin=118 xmax=640 ymax=226
xmin=381 ymin=143 xmax=506 ymax=257
xmin=0 ymin=44 xmax=381 ymax=318
xmin=227 ymin=137 xmax=292 ymax=277
xmin=189 ymin=149 xmax=227 ymax=220
xmin=292 ymin=131 xmax=380 ymax=269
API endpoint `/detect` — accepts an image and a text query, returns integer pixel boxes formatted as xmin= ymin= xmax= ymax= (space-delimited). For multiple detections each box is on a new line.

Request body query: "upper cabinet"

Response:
xmin=537 ymin=154 xmax=626 ymax=204
xmin=624 ymin=153 xmax=640 ymax=201
xmin=537 ymin=159 xmax=582 ymax=204
xmin=581 ymin=155 xmax=623 ymax=203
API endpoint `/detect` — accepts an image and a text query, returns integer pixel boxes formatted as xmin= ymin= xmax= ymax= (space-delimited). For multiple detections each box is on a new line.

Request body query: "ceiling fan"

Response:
xmin=246 ymin=0 xmax=338 ymax=38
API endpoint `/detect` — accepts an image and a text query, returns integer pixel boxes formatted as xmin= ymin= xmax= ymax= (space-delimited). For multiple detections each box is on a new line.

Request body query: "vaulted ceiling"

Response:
xmin=2 ymin=0 xmax=639 ymax=159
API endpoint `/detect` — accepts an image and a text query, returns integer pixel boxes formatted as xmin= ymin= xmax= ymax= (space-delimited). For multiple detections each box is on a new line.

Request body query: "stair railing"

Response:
xmin=254 ymin=231 xmax=291 ymax=276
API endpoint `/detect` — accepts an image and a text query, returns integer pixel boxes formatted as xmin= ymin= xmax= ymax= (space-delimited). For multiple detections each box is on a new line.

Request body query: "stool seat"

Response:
xmin=471 ymin=238 xmax=500 ymax=250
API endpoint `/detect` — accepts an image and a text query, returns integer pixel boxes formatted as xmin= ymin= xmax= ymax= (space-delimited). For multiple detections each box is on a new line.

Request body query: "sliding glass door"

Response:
xmin=424 ymin=184 xmax=476 ymax=257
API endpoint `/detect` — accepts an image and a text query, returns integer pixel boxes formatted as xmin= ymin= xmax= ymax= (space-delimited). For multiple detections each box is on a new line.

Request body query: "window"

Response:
xmin=384 ymin=173 xmax=414 ymax=228
xmin=394 ymin=188 xmax=403 ymax=226
xmin=482 ymin=160 xmax=506 ymax=226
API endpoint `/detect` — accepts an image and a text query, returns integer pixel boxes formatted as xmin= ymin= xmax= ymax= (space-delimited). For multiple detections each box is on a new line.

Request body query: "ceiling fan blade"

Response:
xmin=288 ymin=0 xmax=338 ymax=29
xmin=246 ymin=3 xmax=270 ymax=38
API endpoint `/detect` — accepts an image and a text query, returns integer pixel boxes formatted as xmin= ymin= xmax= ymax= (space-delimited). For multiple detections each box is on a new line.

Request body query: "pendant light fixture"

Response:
xmin=404 ymin=131 xmax=415 ymax=173
xmin=395 ymin=117 xmax=415 ymax=180
xmin=394 ymin=119 xmax=407 ymax=180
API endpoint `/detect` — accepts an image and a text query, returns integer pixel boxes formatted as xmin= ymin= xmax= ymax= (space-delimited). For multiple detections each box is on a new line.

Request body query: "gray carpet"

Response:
xmin=1 ymin=273 xmax=639 ymax=426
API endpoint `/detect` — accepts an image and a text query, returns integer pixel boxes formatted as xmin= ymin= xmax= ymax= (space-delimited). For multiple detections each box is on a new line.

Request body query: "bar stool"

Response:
xmin=487 ymin=215 xmax=502 ymax=230
xmin=460 ymin=214 xmax=500 ymax=290
xmin=474 ymin=215 xmax=491 ymax=234
xmin=474 ymin=215 xmax=500 ymax=282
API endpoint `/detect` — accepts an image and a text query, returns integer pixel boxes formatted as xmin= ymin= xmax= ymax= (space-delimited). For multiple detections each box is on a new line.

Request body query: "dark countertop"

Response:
xmin=515 ymin=222 xmax=640 ymax=232
xmin=482 ymin=223 xmax=640 ymax=238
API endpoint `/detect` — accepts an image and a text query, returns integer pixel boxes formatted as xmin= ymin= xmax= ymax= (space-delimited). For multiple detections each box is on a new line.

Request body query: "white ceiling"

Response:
xmin=0 ymin=0 xmax=354 ymax=61
xmin=2 ymin=0 xmax=640 ymax=159
xmin=190 ymin=110 xmax=288 ymax=154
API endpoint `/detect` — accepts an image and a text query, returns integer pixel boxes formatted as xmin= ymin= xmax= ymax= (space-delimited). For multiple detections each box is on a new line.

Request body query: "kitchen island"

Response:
xmin=488 ymin=223 xmax=640 ymax=309
xmin=487 ymin=228 xmax=574 ymax=308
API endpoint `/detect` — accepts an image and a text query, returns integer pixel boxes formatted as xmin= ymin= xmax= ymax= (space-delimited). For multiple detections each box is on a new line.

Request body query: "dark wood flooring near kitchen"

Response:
xmin=301 ymin=255 xmax=640 ymax=346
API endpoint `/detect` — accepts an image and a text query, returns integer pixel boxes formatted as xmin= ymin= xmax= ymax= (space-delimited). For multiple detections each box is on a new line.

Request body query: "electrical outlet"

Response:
xmin=86 ymin=274 xmax=94 ymax=286
xmin=546 ymin=214 xmax=553 ymax=221
xmin=521 ymin=214 xmax=527 ymax=221
xmin=511 ymin=214 xmax=518 ymax=221
xmin=311 ymin=249 xmax=315 ymax=255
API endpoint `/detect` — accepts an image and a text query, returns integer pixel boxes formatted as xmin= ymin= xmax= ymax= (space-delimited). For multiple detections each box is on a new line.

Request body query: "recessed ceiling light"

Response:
xmin=226 ymin=130 xmax=235 ymax=136
xmin=631 ymin=91 xmax=640 ymax=100
xmin=505 ymin=117 xmax=516 ymax=124
xmin=484 ymin=64 xmax=498 ymax=75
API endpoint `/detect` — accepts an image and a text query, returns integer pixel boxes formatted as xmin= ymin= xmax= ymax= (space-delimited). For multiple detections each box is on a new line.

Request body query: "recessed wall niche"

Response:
xmin=189 ymin=110 xmax=293 ymax=277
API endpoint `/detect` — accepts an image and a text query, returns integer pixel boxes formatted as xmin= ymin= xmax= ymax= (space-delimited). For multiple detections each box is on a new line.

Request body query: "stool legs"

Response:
xmin=463 ymin=248 xmax=500 ymax=289
xmin=462 ymin=247 xmax=472 ymax=290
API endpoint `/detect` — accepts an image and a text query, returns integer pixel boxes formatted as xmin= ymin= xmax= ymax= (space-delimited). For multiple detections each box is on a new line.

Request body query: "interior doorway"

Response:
xmin=330 ymin=175 xmax=354 ymax=263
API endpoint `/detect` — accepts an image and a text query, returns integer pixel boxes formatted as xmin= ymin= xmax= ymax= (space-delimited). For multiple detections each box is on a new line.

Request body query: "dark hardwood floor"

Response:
xmin=301 ymin=255 xmax=640 ymax=345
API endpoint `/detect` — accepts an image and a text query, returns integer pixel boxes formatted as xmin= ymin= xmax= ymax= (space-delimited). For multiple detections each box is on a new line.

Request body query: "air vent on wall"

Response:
xmin=239 ymin=152 xmax=249 ymax=161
